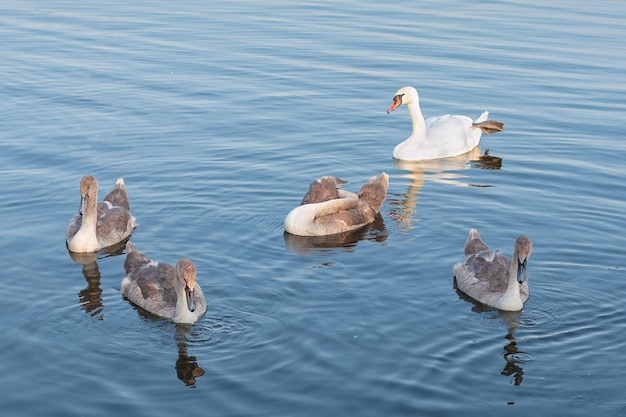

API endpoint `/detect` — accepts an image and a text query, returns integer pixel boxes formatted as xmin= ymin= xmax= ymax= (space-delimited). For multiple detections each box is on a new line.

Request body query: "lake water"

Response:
xmin=1 ymin=0 xmax=625 ymax=416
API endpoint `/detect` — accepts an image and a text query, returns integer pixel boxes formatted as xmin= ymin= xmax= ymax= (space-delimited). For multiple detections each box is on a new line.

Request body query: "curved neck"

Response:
xmin=497 ymin=252 xmax=523 ymax=310
xmin=69 ymin=194 xmax=99 ymax=251
xmin=175 ymin=284 xmax=194 ymax=323
xmin=82 ymin=194 xmax=98 ymax=230
xmin=406 ymin=102 xmax=427 ymax=145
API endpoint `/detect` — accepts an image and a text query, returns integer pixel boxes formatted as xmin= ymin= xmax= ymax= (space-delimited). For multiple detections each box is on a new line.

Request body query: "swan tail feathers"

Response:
xmin=464 ymin=228 xmax=490 ymax=257
xmin=104 ymin=178 xmax=132 ymax=210
xmin=473 ymin=120 xmax=504 ymax=135
xmin=357 ymin=173 xmax=389 ymax=213
xmin=114 ymin=178 xmax=126 ymax=189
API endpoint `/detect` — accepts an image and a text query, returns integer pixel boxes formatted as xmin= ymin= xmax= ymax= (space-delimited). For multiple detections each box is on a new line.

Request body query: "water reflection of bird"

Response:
xmin=387 ymin=86 xmax=503 ymax=161
xmin=126 ymin=306 xmax=207 ymax=387
xmin=390 ymin=147 xmax=489 ymax=231
xmin=68 ymin=240 xmax=127 ymax=320
xmin=497 ymin=311 xmax=532 ymax=386
xmin=453 ymin=300 xmax=531 ymax=386
xmin=283 ymin=214 xmax=388 ymax=254
xmin=473 ymin=149 xmax=503 ymax=170
xmin=502 ymin=325 xmax=526 ymax=386
xmin=174 ymin=325 xmax=206 ymax=386
xmin=72 ymin=253 xmax=104 ymax=320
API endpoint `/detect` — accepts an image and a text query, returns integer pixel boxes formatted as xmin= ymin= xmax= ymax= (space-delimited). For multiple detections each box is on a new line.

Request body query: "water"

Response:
xmin=1 ymin=0 xmax=625 ymax=415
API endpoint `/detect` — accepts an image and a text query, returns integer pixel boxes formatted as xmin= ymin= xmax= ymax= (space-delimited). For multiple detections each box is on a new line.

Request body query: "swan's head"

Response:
xmin=300 ymin=176 xmax=349 ymax=205
xmin=514 ymin=236 xmax=533 ymax=284
xmin=78 ymin=175 xmax=98 ymax=215
xmin=387 ymin=86 xmax=419 ymax=113
xmin=176 ymin=259 xmax=198 ymax=312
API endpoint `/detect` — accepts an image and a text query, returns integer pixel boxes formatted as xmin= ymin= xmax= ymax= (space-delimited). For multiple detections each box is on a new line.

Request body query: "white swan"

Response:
xmin=387 ymin=86 xmax=504 ymax=161
xmin=453 ymin=229 xmax=533 ymax=311
xmin=284 ymin=173 xmax=389 ymax=236
xmin=121 ymin=242 xmax=207 ymax=324
xmin=66 ymin=175 xmax=137 ymax=253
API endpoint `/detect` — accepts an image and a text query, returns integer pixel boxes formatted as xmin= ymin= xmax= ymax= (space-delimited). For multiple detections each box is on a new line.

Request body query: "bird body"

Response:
xmin=121 ymin=242 xmax=207 ymax=324
xmin=66 ymin=175 xmax=137 ymax=253
xmin=388 ymin=86 xmax=503 ymax=161
xmin=284 ymin=173 xmax=389 ymax=236
xmin=454 ymin=229 xmax=533 ymax=311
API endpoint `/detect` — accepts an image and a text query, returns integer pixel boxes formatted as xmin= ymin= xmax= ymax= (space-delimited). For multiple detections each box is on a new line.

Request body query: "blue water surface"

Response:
xmin=1 ymin=1 xmax=625 ymax=416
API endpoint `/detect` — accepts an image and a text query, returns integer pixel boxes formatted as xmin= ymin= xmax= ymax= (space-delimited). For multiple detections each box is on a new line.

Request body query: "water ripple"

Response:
xmin=1 ymin=0 xmax=625 ymax=415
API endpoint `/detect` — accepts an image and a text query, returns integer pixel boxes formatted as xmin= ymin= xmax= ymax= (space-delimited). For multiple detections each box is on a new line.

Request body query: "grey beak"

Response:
xmin=517 ymin=259 xmax=528 ymax=284
xmin=185 ymin=285 xmax=196 ymax=312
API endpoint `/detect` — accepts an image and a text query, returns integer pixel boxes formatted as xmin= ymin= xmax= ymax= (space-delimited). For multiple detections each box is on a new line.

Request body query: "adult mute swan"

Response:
xmin=66 ymin=175 xmax=137 ymax=253
xmin=121 ymin=242 xmax=207 ymax=324
xmin=284 ymin=173 xmax=389 ymax=236
xmin=453 ymin=229 xmax=533 ymax=311
xmin=387 ymin=86 xmax=504 ymax=161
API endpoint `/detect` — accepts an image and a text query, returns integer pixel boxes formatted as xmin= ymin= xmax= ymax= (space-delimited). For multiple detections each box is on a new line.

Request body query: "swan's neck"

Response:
xmin=406 ymin=102 xmax=427 ymax=146
xmin=69 ymin=196 xmax=99 ymax=252
xmin=174 ymin=284 xmax=195 ymax=323
xmin=496 ymin=253 xmax=523 ymax=311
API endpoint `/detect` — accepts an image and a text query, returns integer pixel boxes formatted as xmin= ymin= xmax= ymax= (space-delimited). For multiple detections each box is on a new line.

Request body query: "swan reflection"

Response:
xmin=472 ymin=149 xmax=503 ymax=170
xmin=69 ymin=251 xmax=104 ymax=319
xmin=68 ymin=240 xmax=127 ymax=320
xmin=283 ymin=214 xmax=388 ymax=254
xmin=455 ymin=286 xmax=532 ymax=386
xmin=501 ymin=321 xmax=526 ymax=386
xmin=390 ymin=147 xmax=502 ymax=231
xmin=129 ymin=306 xmax=207 ymax=387
xmin=174 ymin=324 xmax=206 ymax=386
xmin=496 ymin=310 xmax=534 ymax=386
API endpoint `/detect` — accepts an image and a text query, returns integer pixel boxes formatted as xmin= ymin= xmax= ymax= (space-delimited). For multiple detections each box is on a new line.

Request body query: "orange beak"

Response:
xmin=387 ymin=95 xmax=402 ymax=113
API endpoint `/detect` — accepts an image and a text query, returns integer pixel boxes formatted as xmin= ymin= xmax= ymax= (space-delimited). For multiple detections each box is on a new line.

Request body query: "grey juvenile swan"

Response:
xmin=284 ymin=173 xmax=389 ymax=236
xmin=66 ymin=175 xmax=137 ymax=253
xmin=453 ymin=229 xmax=533 ymax=311
xmin=121 ymin=242 xmax=207 ymax=324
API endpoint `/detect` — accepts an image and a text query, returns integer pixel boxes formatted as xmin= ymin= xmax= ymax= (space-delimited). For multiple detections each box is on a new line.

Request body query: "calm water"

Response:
xmin=1 ymin=0 xmax=625 ymax=415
